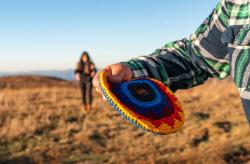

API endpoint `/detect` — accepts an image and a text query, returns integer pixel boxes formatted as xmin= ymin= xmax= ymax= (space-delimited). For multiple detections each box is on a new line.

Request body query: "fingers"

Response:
xmin=104 ymin=65 xmax=112 ymax=75
xmin=92 ymin=73 xmax=99 ymax=87
xmin=92 ymin=63 xmax=131 ymax=103
xmin=92 ymin=72 xmax=107 ymax=102
xmin=106 ymin=64 xmax=125 ymax=83
xmin=92 ymin=72 xmax=102 ymax=93
xmin=94 ymin=86 xmax=101 ymax=94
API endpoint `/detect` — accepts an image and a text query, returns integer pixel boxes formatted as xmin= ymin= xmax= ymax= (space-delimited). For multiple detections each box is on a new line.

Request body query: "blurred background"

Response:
xmin=0 ymin=0 xmax=250 ymax=163
xmin=1 ymin=0 xmax=219 ymax=77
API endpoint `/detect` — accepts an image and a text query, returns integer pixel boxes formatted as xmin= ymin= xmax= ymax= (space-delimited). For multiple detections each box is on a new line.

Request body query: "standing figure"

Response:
xmin=75 ymin=51 xmax=96 ymax=112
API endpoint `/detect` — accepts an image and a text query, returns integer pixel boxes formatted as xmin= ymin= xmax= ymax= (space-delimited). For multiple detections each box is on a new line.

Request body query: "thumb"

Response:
xmin=105 ymin=65 xmax=124 ymax=83
xmin=104 ymin=66 xmax=112 ymax=76
xmin=108 ymin=74 xmax=123 ymax=83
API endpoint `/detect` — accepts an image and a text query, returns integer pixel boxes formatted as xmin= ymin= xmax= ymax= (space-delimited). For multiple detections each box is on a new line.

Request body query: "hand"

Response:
xmin=92 ymin=63 xmax=133 ymax=94
xmin=75 ymin=73 xmax=80 ymax=81
xmin=91 ymin=71 xmax=96 ymax=78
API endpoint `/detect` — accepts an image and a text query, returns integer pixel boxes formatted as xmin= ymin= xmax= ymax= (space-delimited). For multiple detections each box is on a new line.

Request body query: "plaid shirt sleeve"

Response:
xmin=223 ymin=0 xmax=250 ymax=124
xmin=122 ymin=0 xmax=250 ymax=124
xmin=122 ymin=0 xmax=231 ymax=87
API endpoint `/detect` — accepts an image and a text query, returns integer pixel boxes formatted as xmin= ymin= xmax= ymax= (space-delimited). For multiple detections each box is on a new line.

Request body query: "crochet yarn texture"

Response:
xmin=98 ymin=71 xmax=185 ymax=135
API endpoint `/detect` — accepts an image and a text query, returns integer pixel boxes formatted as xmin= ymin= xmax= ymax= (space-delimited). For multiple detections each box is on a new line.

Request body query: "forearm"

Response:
xmin=123 ymin=39 xmax=212 ymax=91
xmin=123 ymin=0 xmax=231 ymax=91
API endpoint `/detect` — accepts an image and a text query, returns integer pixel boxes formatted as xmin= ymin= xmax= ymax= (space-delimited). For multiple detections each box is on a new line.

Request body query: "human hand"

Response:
xmin=75 ymin=73 xmax=80 ymax=82
xmin=91 ymin=71 xmax=96 ymax=78
xmin=92 ymin=63 xmax=133 ymax=94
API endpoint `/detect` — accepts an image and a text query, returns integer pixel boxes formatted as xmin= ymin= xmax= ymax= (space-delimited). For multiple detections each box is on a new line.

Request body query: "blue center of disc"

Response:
xmin=110 ymin=79 xmax=174 ymax=120
xmin=127 ymin=82 xmax=156 ymax=102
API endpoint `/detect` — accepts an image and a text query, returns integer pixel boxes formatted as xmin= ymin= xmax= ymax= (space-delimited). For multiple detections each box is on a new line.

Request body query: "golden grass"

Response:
xmin=0 ymin=76 xmax=249 ymax=163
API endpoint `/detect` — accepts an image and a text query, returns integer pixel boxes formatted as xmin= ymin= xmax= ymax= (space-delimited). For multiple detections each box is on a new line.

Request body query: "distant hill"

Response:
xmin=0 ymin=75 xmax=74 ymax=89
xmin=0 ymin=69 xmax=75 ymax=81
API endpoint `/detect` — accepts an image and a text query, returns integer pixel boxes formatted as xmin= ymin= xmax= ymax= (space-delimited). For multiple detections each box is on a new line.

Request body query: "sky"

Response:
xmin=0 ymin=0 xmax=219 ymax=72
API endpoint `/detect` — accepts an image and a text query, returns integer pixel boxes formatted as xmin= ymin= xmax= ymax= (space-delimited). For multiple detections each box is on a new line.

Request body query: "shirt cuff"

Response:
xmin=120 ymin=61 xmax=149 ymax=79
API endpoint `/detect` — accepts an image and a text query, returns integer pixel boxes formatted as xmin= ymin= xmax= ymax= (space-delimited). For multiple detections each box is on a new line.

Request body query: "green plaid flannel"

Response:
xmin=123 ymin=0 xmax=250 ymax=124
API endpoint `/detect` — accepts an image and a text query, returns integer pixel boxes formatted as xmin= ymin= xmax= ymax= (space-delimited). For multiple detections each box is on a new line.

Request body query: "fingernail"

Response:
xmin=102 ymin=96 xmax=106 ymax=101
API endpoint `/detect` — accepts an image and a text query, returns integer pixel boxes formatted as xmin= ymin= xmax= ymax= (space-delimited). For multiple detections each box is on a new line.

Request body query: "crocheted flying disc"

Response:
xmin=98 ymin=71 xmax=185 ymax=135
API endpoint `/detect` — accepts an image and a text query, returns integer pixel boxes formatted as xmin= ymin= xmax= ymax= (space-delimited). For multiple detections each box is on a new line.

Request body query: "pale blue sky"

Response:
xmin=0 ymin=0 xmax=218 ymax=72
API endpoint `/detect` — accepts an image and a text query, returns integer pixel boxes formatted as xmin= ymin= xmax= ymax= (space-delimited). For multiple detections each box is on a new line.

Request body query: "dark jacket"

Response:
xmin=75 ymin=61 xmax=96 ymax=83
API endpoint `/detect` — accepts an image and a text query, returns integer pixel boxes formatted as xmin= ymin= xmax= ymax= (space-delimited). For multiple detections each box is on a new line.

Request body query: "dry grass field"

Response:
xmin=0 ymin=76 xmax=249 ymax=164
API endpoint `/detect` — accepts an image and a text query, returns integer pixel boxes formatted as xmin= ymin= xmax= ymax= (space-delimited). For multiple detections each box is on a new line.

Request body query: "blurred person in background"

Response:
xmin=75 ymin=51 xmax=97 ymax=112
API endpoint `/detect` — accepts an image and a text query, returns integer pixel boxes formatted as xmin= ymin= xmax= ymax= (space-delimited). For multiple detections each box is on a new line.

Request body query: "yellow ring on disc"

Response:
xmin=98 ymin=71 xmax=185 ymax=135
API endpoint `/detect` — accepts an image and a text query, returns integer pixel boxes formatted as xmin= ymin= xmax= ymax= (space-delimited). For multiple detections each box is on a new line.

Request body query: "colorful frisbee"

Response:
xmin=98 ymin=71 xmax=185 ymax=135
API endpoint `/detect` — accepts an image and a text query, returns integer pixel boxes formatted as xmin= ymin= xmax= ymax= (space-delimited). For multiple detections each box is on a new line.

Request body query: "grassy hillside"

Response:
xmin=0 ymin=76 xmax=249 ymax=164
